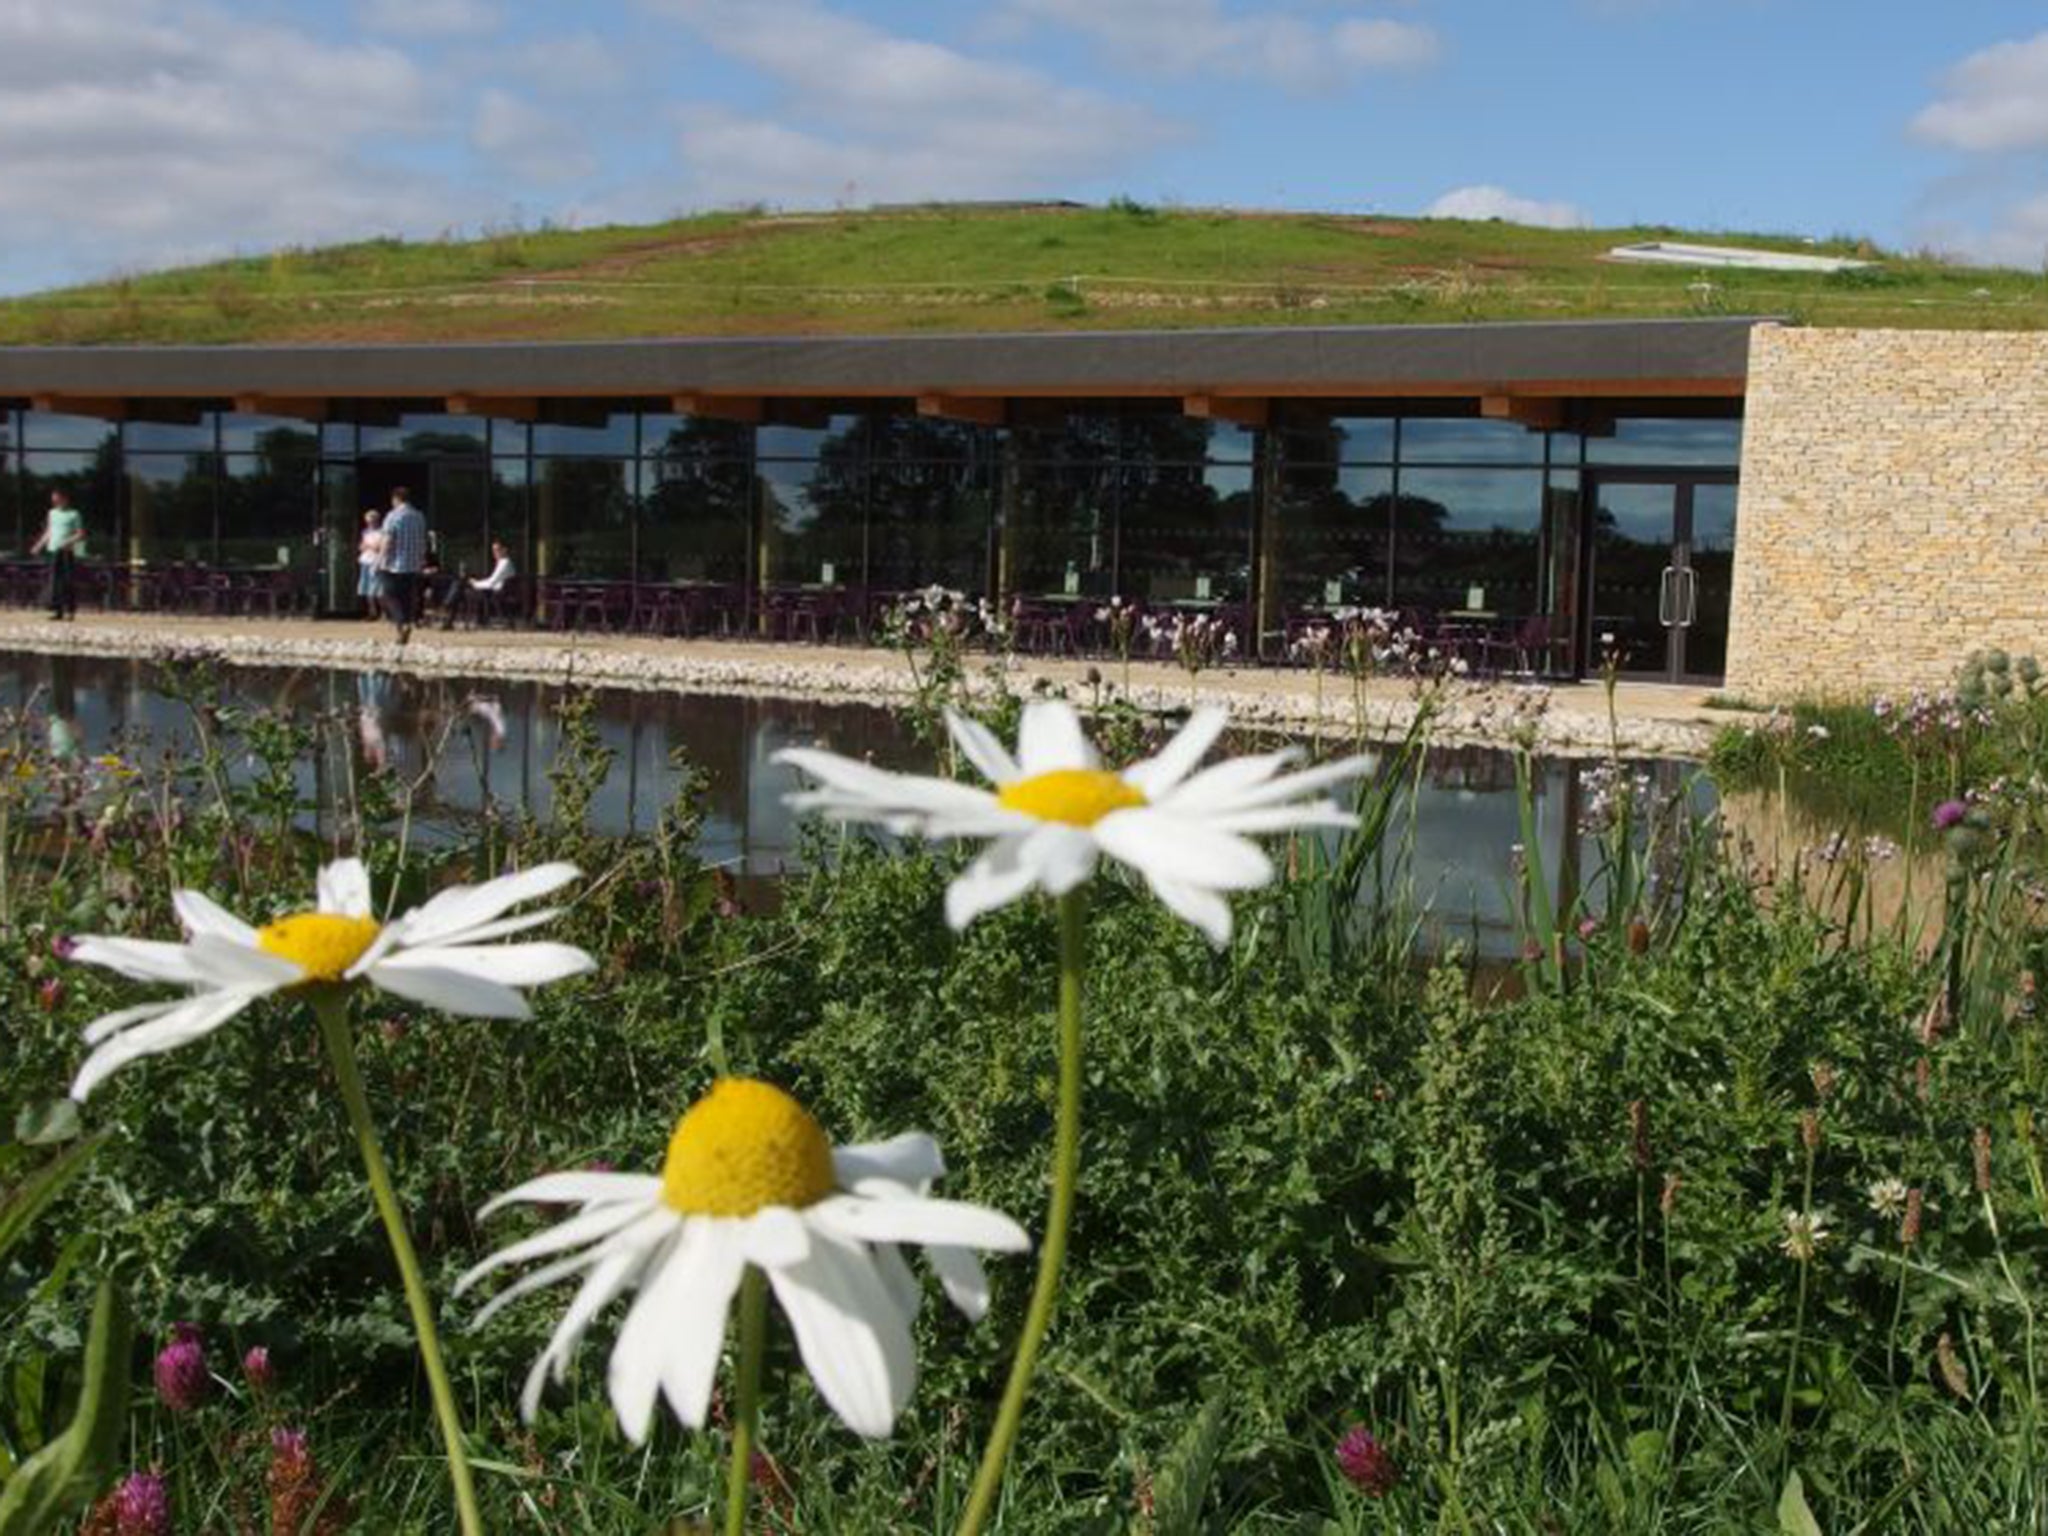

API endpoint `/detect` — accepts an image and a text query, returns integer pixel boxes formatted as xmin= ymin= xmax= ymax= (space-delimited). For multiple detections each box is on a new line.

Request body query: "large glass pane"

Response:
xmin=865 ymin=460 xmax=992 ymax=596
xmin=359 ymin=413 xmax=487 ymax=457
xmin=0 ymin=410 xmax=14 ymax=453
xmin=864 ymin=414 xmax=990 ymax=465
xmin=321 ymin=421 xmax=357 ymax=456
xmin=220 ymin=413 xmax=319 ymax=455
xmin=1 ymin=451 xmax=19 ymax=552
xmin=1391 ymin=469 xmax=1545 ymax=620
xmin=534 ymin=410 xmax=638 ymax=458
xmin=1274 ymin=463 xmax=1393 ymax=611
xmin=1118 ymin=411 xmax=1220 ymax=465
xmin=1006 ymin=460 xmax=1114 ymax=599
xmin=1400 ymin=416 xmax=1545 ymax=465
xmin=1116 ymin=462 xmax=1252 ymax=605
xmin=124 ymin=452 xmax=217 ymax=564
xmin=533 ymin=458 xmax=632 ymax=578
xmin=1586 ymin=417 xmax=1743 ymax=467
xmin=21 ymin=412 xmax=116 ymax=453
xmin=219 ymin=451 xmax=316 ymax=569
xmin=429 ymin=461 xmax=491 ymax=580
xmin=124 ymin=413 xmax=215 ymax=452
xmin=639 ymin=415 xmax=754 ymax=462
xmin=1685 ymin=483 xmax=1738 ymax=679
xmin=759 ymin=457 xmax=864 ymax=589
xmin=756 ymin=415 xmax=864 ymax=461
xmin=489 ymin=459 xmax=529 ymax=575
xmin=640 ymin=457 xmax=752 ymax=584
xmin=1006 ymin=410 xmax=1121 ymax=466
xmin=1589 ymin=483 xmax=1678 ymax=675
xmin=320 ymin=462 xmax=361 ymax=611
xmin=1276 ymin=411 xmax=1395 ymax=465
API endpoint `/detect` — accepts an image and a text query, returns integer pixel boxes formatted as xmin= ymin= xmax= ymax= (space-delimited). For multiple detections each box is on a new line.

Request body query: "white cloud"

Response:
xmin=494 ymin=33 xmax=625 ymax=95
xmin=0 ymin=0 xmax=461 ymax=291
xmin=1426 ymin=185 xmax=1589 ymax=229
xmin=1005 ymin=0 xmax=1437 ymax=91
xmin=357 ymin=0 xmax=499 ymax=40
xmin=1911 ymin=31 xmax=2048 ymax=152
xmin=645 ymin=0 xmax=1175 ymax=206
xmin=472 ymin=88 xmax=596 ymax=183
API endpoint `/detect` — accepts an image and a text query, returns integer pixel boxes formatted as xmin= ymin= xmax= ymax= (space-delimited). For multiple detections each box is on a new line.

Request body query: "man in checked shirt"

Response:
xmin=377 ymin=486 xmax=430 ymax=644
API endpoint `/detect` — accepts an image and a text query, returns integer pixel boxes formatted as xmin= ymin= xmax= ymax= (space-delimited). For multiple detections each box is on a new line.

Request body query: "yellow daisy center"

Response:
xmin=255 ymin=912 xmax=382 ymax=983
xmin=996 ymin=768 xmax=1146 ymax=827
xmin=661 ymin=1078 xmax=836 ymax=1217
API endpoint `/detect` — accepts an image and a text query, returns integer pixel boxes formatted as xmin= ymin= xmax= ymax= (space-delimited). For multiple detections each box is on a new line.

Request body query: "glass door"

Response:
xmin=1588 ymin=475 xmax=1736 ymax=683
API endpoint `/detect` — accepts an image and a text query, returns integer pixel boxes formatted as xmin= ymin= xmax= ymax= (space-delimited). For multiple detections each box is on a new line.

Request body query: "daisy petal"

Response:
xmin=478 ymin=1172 xmax=663 ymax=1219
xmin=944 ymin=710 xmax=1021 ymax=786
xmin=80 ymin=997 xmax=186 ymax=1046
xmin=68 ymin=935 xmax=205 ymax=985
xmin=768 ymin=1234 xmax=917 ymax=1439
xmin=317 ymin=858 xmax=373 ymax=918
xmin=814 ymin=1194 xmax=1030 ymax=1253
xmin=186 ymin=934 xmax=303 ymax=988
xmin=172 ymin=889 xmax=257 ymax=945
xmin=1092 ymin=810 xmax=1273 ymax=891
xmin=522 ymin=1245 xmax=643 ymax=1421
xmin=927 ymin=1245 xmax=993 ymax=1321
xmin=741 ymin=1206 xmax=811 ymax=1269
xmin=400 ymin=908 xmax=564 ymax=951
xmin=457 ymin=1200 xmax=652 ymax=1289
xmin=367 ymin=942 xmax=595 ymax=988
xmin=1209 ymin=807 xmax=1359 ymax=835
xmin=1121 ymin=706 xmax=1228 ymax=799
xmin=610 ymin=1221 xmax=742 ymax=1442
xmin=834 ymin=1132 xmax=945 ymax=1190
xmin=1143 ymin=876 xmax=1234 ymax=948
xmin=399 ymin=863 xmax=581 ymax=947
xmin=366 ymin=963 xmax=532 ymax=1019
xmin=69 ymin=989 xmax=263 ymax=1100
xmin=873 ymin=1242 xmax=923 ymax=1320
xmin=1032 ymin=825 xmax=1099 ymax=896
xmin=1017 ymin=700 xmax=1095 ymax=776
xmin=944 ymin=835 xmax=1041 ymax=929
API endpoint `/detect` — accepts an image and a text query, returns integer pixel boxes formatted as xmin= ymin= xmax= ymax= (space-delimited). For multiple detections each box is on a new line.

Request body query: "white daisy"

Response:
xmin=459 ymin=1077 xmax=1029 ymax=1441
xmin=64 ymin=857 xmax=595 ymax=1100
xmin=775 ymin=701 xmax=1370 ymax=945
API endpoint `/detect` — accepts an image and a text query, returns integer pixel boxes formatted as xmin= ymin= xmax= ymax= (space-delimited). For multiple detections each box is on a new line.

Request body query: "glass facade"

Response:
xmin=0 ymin=399 xmax=1741 ymax=674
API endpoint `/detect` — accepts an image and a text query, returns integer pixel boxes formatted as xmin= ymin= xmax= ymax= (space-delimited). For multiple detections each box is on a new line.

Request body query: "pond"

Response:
xmin=0 ymin=650 xmax=1713 ymax=954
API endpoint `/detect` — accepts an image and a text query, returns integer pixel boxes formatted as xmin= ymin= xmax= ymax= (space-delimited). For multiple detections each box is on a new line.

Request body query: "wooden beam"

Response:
xmin=672 ymin=392 xmax=763 ymax=424
xmin=1480 ymin=394 xmax=1565 ymax=430
xmin=1182 ymin=394 xmax=1269 ymax=428
xmin=916 ymin=393 xmax=1006 ymax=426
xmin=232 ymin=393 xmax=329 ymax=421
xmin=29 ymin=393 xmax=125 ymax=421
xmin=446 ymin=393 xmax=535 ymax=420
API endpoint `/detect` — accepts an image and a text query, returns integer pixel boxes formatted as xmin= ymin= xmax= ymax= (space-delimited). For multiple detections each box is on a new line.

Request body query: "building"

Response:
xmin=0 ymin=318 xmax=2036 ymax=695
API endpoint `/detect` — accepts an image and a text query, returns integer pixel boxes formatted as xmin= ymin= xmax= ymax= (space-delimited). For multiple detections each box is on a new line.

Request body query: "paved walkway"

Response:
xmin=0 ymin=610 xmax=1750 ymax=757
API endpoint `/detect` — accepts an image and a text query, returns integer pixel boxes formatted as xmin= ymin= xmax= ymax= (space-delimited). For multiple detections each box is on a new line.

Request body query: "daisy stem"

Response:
xmin=724 ymin=1266 xmax=769 ymax=1536
xmin=956 ymin=888 xmax=1085 ymax=1536
xmin=311 ymin=992 xmax=483 ymax=1536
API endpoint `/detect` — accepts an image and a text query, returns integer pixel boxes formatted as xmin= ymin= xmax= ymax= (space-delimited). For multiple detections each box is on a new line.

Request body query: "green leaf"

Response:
xmin=0 ymin=1136 xmax=102 ymax=1266
xmin=0 ymin=1278 xmax=134 ymax=1536
xmin=1140 ymin=1388 xmax=1230 ymax=1536
xmin=1778 ymin=1470 xmax=1824 ymax=1536
xmin=12 ymin=1101 xmax=80 ymax=1147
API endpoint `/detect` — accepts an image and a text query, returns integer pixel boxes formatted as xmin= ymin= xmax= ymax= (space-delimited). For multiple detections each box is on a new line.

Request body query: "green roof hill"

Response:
xmin=4 ymin=202 xmax=2042 ymax=346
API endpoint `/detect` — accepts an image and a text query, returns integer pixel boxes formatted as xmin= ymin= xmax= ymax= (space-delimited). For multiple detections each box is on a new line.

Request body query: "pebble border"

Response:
xmin=0 ymin=619 xmax=1721 ymax=760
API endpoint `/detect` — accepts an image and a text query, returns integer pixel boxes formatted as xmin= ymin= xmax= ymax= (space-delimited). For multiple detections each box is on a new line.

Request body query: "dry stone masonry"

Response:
xmin=1727 ymin=325 xmax=2048 ymax=699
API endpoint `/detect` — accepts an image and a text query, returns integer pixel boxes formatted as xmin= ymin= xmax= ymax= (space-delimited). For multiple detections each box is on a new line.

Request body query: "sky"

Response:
xmin=2 ymin=0 xmax=2046 ymax=296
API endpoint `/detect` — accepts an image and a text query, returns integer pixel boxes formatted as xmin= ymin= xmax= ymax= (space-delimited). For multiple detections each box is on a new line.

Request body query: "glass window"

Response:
xmin=1 ymin=450 xmax=19 ymax=550
xmin=640 ymin=415 xmax=754 ymax=462
xmin=1585 ymin=416 xmax=1743 ymax=466
xmin=864 ymin=413 xmax=991 ymax=465
xmin=22 ymin=411 xmax=116 ymax=452
xmin=124 ymin=452 xmax=217 ymax=564
xmin=1274 ymin=463 xmax=1393 ymax=611
xmin=1400 ymin=415 xmax=1545 ymax=465
xmin=639 ymin=458 xmax=751 ymax=586
xmin=532 ymin=458 xmax=632 ymax=578
xmin=1006 ymin=460 xmax=1116 ymax=600
xmin=1391 ymin=469 xmax=1545 ymax=620
xmin=866 ymin=460 xmax=993 ymax=596
xmin=321 ymin=420 xmax=358 ymax=455
xmin=757 ymin=415 xmax=865 ymax=460
xmin=759 ymin=456 xmax=864 ymax=589
xmin=359 ymin=413 xmax=487 ymax=456
xmin=1116 ymin=462 xmax=1253 ymax=605
xmin=532 ymin=410 xmax=637 ymax=457
xmin=1275 ymin=410 xmax=1396 ymax=464
xmin=1118 ymin=411 xmax=1224 ymax=465
xmin=1005 ymin=410 xmax=1121 ymax=465
xmin=219 ymin=452 xmax=316 ymax=569
xmin=427 ymin=462 xmax=492 ymax=580
xmin=220 ymin=413 xmax=319 ymax=455
xmin=22 ymin=451 xmax=120 ymax=557
xmin=489 ymin=417 xmax=530 ymax=457
xmin=124 ymin=413 xmax=216 ymax=452
xmin=488 ymin=459 xmax=529 ymax=584
xmin=0 ymin=410 xmax=14 ymax=453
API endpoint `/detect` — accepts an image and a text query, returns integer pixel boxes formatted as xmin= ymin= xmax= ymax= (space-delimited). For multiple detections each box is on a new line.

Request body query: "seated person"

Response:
xmin=441 ymin=539 xmax=518 ymax=628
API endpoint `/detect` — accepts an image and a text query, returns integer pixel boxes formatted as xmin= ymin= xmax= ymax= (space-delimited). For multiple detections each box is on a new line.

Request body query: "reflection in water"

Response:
xmin=0 ymin=652 xmax=1711 ymax=955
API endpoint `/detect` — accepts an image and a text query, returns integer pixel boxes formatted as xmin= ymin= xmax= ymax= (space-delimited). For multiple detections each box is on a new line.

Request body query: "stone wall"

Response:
xmin=1726 ymin=325 xmax=2048 ymax=699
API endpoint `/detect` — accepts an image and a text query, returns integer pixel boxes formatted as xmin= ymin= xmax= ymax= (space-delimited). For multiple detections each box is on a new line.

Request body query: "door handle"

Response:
xmin=1678 ymin=567 xmax=1698 ymax=627
xmin=1657 ymin=565 xmax=1677 ymax=626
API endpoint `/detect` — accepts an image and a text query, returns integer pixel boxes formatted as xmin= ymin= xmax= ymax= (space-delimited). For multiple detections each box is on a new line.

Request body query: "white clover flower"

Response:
xmin=63 ymin=858 xmax=594 ymax=1099
xmin=1780 ymin=1207 xmax=1831 ymax=1263
xmin=461 ymin=1078 xmax=1028 ymax=1440
xmin=1867 ymin=1178 xmax=1909 ymax=1219
xmin=775 ymin=702 xmax=1368 ymax=945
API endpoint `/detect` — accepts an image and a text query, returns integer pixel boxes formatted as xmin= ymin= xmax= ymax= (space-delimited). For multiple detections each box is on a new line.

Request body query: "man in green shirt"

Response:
xmin=30 ymin=491 xmax=85 ymax=621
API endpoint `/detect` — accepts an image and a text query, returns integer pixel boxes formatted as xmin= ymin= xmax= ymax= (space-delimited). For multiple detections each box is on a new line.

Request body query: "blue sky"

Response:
xmin=2 ymin=0 xmax=2044 ymax=295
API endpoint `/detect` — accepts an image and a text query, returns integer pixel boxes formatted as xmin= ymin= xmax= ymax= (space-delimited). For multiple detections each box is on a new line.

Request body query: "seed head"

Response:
xmin=1628 ymin=1100 xmax=1652 ymax=1171
xmin=1659 ymin=1170 xmax=1682 ymax=1220
xmin=1974 ymin=1126 xmax=1992 ymax=1193
xmin=1800 ymin=1109 xmax=1822 ymax=1153
xmin=1901 ymin=1187 xmax=1924 ymax=1247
